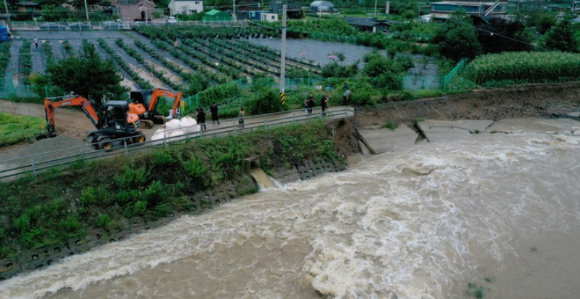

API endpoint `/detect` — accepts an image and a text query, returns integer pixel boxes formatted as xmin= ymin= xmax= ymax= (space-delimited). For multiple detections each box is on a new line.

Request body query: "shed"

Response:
xmin=202 ymin=9 xmax=232 ymax=21
xmin=310 ymin=1 xmax=334 ymax=12
xmin=343 ymin=16 xmax=395 ymax=32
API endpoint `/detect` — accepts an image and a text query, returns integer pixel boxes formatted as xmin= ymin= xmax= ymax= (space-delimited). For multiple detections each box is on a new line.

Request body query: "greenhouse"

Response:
xmin=310 ymin=1 xmax=335 ymax=12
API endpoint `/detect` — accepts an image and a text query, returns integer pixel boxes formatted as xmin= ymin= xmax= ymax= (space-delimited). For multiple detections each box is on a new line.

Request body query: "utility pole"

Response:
xmin=374 ymin=0 xmax=377 ymax=16
xmin=84 ymin=0 xmax=90 ymax=23
xmin=280 ymin=3 xmax=287 ymax=93
xmin=233 ymin=0 xmax=237 ymax=22
xmin=3 ymin=0 xmax=9 ymax=21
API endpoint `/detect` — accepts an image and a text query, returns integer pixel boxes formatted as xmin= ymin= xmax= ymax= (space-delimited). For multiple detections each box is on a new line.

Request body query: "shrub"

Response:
xmin=114 ymin=166 xmax=151 ymax=189
xmin=245 ymin=89 xmax=286 ymax=115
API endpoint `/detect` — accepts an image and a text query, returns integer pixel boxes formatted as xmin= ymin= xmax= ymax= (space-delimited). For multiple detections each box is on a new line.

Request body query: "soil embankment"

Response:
xmin=355 ymin=82 xmax=580 ymax=126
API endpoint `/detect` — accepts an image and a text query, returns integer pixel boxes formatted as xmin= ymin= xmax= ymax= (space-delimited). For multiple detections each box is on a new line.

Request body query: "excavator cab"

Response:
xmin=130 ymin=90 xmax=153 ymax=112
xmin=100 ymin=101 xmax=140 ymax=133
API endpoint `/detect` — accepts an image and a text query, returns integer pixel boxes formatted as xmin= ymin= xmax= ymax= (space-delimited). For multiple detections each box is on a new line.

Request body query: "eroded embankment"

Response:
xmin=0 ymin=119 xmax=360 ymax=280
xmin=355 ymin=82 xmax=580 ymax=126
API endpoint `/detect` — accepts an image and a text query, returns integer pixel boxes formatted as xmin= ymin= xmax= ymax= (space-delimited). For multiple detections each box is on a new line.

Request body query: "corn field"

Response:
xmin=465 ymin=52 xmax=580 ymax=84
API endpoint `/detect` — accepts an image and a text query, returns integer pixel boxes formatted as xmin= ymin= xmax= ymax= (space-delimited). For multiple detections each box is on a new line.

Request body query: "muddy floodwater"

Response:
xmin=248 ymin=38 xmax=380 ymax=66
xmin=1 ymin=127 xmax=580 ymax=299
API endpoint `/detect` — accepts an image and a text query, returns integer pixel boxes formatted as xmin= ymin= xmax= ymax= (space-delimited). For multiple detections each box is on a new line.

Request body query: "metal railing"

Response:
xmin=0 ymin=107 xmax=354 ymax=181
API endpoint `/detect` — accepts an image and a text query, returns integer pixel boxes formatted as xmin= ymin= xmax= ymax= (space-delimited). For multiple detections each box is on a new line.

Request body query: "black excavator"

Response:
xmin=43 ymin=95 xmax=146 ymax=151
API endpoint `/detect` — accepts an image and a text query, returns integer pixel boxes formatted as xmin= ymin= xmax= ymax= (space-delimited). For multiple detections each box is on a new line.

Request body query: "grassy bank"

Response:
xmin=0 ymin=120 xmax=342 ymax=275
xmin=0 ymin=112 xmax=45 ymax=147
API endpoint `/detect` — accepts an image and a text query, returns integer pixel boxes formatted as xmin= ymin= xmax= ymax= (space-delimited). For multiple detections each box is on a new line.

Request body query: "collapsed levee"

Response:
xmin=0 ymin=117 xmax=360 ymax=280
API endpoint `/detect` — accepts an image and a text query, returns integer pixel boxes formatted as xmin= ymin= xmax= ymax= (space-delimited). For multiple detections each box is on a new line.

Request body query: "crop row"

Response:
xmin=20 ymin=40 xmax=32 ymax=84
xmin=42 ymin=42 xmax=55 ymax=66
xmin=133 ymin=40 xmax=214 ymax=94
xmin=189 ymin=39 xmax=279 ymax=75
xmin=62 ymin=41 xmax=74 ymax=56
xmin=236 ymin=40 xmax=320 ymax=68
xmin=176 ymin=38 xmax=254 ymax=78
xmin=466 ymin=51 xmax=580 ymax=84
xmin=209 ymin=39 xmax=320 ymax=76
xmin=97 ymin=38 xmax=153 ymax=89
xmin=150 ymin=38 xmax=230 ymax=84
xmin=0 ymin=42 xmax=10 ymax=81
xmin=115 ymin=38 xmax=184 ymax=91
xmin=134 ymin=25 xmax=277 ymax=40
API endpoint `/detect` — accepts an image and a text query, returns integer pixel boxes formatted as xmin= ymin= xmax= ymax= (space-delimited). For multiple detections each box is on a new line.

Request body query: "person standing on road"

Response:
xmin=238 ymin=107 xmax=245 ymax=129
xmin=33 ymin=37 xmax=38 ymax=50
xmin=305 ymin=93 xmax=315 ymax=115
xmin=321 ymin=92 xmax=330 ymax=115
xmin=196 ymin=106 xmax=206 ymax=131
xmin=343 ymin=89 xmax=351 ymax=106
xmin=210 ymin=102 xmax=219 ymax=125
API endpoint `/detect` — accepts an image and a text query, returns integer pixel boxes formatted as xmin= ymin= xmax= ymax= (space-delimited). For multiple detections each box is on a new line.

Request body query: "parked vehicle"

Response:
xmin=0 ymin=26 xmax=9 ymax=42
xmin=69 ymin=22 xmax=92 ymax=31
xmin=102 ymin=21 xmax=123 ymax=29
xmin=39 ymin=22 xmax=67 ymax=30
xmin=167 ymin=16 xmax=177 ymax=24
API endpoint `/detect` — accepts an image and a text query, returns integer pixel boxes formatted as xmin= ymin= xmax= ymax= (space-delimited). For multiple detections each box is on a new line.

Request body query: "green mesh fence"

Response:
xmin=443 ymin=59 xmax=467 ymax=90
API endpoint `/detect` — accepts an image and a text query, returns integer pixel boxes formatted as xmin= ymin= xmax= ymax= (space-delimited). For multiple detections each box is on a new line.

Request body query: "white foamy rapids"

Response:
xmin=1 ymin=132 xmax=580 ymax=299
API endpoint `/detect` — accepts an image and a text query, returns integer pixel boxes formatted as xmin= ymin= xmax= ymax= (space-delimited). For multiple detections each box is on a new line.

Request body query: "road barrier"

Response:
xmin=0 ymin=107 xmax=354 ymax=181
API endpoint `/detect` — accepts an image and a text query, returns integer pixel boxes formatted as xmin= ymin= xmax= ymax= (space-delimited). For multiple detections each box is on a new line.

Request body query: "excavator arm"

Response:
xmin=149 ymin=88 xmax=183 ymax=119
xmin=44 ymin=96 xmax=101 ymax=136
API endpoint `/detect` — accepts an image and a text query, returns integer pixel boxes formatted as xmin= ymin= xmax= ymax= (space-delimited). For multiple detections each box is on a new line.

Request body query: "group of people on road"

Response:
xmin=196 ymin=102 xmax=220 ymax=131
xmin=195 ymin=103 xmax=245 ymax=131
xmin=304 ymin=83 xmax=351 ymax=115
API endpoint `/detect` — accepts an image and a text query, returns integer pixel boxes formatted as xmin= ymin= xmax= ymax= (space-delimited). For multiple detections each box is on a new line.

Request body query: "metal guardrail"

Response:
xmin=0 ymin=108 xmax=353 ymax=180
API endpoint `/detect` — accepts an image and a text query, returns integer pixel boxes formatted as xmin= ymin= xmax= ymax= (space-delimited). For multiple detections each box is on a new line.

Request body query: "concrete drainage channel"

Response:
xmin=355 ymin=116 xmax=580 ymax=156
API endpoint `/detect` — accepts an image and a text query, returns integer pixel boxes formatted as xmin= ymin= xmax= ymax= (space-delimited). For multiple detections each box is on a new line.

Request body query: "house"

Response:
xmin=269 ymin=0 xmax=302 ymax=18
xmin=248 ymin=11 xmax=278 ymax=22
xmin=117 ymin=0 xmax=156 ymax=22
xmin=169 ymin=0 xmax=203 ymax=15
xmin=430 ymin=1 xmax=508 ymax=19
xmin=15 ymin=2 xmax=40 ymax=14
xmin=202 ymin=9 xmax=232 ymax=21
xmin=343 ymin=16 xmax=395 ymax=32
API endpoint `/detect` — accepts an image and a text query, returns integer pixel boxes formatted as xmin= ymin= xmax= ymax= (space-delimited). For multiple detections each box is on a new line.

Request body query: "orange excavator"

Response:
xmin=44 ymin=96 xmax=146 ymax=151
xmin=129 ymin=88 xmax=183 ymax=129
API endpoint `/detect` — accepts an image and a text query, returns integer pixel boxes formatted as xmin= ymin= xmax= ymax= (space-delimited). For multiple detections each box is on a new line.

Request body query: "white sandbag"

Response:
xmin=151 ymin=129 xmax=166 ymax=141
xmin=180 ymin=116 xmax=197 ymax=126
xmin=165 ymin=119 xmax=182 ymax=130
xmin=167 ymin=129 xmax=185 ymax=142
xmin=181 ymin=116 xmax=200 ymax=134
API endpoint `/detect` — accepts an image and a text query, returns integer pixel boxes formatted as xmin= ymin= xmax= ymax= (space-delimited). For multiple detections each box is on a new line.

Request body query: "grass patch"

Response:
xmin=381 ymin=122 xmax=398 ymax=131
xmin=0 ymin=112 xmax=46 ymax=147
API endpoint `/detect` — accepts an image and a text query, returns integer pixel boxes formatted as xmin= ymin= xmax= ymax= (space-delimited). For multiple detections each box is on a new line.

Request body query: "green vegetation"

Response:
xmin=465 ymin=51 xmax=580 ymax=85
xmin=382 ymin=122 xmax=398 ymax=131
xmin=97 ymin=38 xmax=154 ymax=90
xmin=467 ymin=283 xmax=486 ymax=299
xmin=20 ymin=40 xmax=32 ymax=84
xmin=0 ymin=42 xmax=11 ymax=77
xmin=0 ymin=112 xmax=46 ymax=147
xmin=0 ymin=121 xmax=341 ymax=262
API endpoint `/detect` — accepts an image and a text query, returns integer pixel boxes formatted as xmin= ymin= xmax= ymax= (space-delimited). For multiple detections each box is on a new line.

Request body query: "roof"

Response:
xmin=205 ymin=9 xmax=224 ymax=15
xmin=343 ymin=16 xmax=397 ymax=27
xmin=16 ymin=1 xmax=39 ymax=6
xmin=310 ymin=1 xmax=333 ymax=6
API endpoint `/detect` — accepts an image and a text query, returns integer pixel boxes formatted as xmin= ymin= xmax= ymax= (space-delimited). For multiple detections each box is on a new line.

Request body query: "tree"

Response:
xmin=47 ymin=42 xmax=128 ymax=110
xmin=476 ymin=17 xmax=534 ymax=53
xmin=439 ymin=27 xmax=482 ymax=61
xmin=542 ymin=17 xmax=578 ymax=53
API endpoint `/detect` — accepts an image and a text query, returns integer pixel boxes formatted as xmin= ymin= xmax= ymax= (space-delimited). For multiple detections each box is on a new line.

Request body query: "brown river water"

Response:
xmin=1 ymin=129 xmax=580 ymax=299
